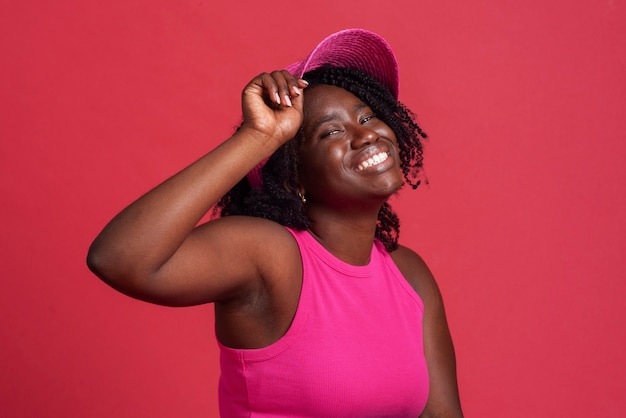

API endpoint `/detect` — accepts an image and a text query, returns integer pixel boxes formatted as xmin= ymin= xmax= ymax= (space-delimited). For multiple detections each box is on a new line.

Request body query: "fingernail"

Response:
xmin=300 ymin=79 xmax=309 ymax=86
xmin=284 ymin=94 xmax=292 ymax=107
xmin=274 ymin=92 xmax=281 ymax=104
xmin=293 ymin=86 xmax=301 ymax=96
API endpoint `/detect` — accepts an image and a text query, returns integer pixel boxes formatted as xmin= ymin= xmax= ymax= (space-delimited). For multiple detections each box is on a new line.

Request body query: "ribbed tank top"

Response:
xmin=217 ymin=228 xmax=429 ymax=417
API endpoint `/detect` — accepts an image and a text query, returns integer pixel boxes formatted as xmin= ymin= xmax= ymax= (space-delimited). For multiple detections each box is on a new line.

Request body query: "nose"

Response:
xmin=351 ymin=125 xmax=379 ymax=149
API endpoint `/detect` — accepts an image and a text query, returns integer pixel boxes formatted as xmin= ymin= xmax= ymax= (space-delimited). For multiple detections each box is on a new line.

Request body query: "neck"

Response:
xmin=305 ymin=207 xmax=380 ymax=266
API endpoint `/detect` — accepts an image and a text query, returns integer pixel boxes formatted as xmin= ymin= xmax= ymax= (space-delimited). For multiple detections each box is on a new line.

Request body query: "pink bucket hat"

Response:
xmin=246 ymin=28 xmax=399 ymax=188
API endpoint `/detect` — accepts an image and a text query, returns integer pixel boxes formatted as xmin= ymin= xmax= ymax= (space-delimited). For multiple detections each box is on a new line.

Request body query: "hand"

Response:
xmin=240 ymin=70 xmax=309 ymax=148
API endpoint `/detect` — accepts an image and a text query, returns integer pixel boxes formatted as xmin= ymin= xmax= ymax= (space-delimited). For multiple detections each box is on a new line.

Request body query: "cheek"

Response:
xmin=385 ymin=128 xmax=399 ymax=147
xmin=299 ymin=148 xmax=343 ymax=192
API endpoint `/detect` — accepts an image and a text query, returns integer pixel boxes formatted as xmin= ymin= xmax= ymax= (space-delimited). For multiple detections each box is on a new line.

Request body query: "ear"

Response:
xmin=282 ymin=180 xmax=305 ymax=197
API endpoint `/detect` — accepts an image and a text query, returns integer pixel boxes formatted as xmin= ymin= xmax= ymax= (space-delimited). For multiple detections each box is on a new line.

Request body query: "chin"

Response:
xmin=373 ymin=178 xmax=404 ymax=198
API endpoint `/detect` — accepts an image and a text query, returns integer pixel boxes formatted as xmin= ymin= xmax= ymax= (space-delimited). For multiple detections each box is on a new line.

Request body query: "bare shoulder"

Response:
xmin=191 ymin=215 xmax=302 ymax=282
xmin=391 ymin=245 xmax=464 ymax=416
xmin=197 ymin=215 xmax=299 ymax=253
xmin=389 ymin=244 xmax=442 ymax=306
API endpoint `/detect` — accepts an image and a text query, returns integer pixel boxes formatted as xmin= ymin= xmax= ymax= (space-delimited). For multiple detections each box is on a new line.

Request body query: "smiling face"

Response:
xmin=298 ymin=84 xmax=404 ymax=208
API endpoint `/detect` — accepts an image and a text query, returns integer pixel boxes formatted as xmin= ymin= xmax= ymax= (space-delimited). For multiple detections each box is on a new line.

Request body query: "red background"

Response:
xmin=2 ymin=1 xmax=625 ymax=416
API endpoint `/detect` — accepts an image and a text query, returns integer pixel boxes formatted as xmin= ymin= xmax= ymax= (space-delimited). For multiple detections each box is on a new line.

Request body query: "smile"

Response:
xmin=356 ymin=151 xmax=390 ymax=171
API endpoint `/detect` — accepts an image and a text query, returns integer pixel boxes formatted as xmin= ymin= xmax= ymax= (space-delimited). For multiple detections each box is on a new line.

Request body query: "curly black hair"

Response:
xmin=214 ymin=66 xmax=427 ymax=252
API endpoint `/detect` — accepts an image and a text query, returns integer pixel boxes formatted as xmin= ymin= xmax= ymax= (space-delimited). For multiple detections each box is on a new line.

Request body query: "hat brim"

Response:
xmin=285 ymin=28 xmax=399 ymax=98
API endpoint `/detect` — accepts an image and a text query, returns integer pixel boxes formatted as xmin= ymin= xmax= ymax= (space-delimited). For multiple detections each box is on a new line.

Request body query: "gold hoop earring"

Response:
xmin=297 ymin=192 xmax=307 ymax=204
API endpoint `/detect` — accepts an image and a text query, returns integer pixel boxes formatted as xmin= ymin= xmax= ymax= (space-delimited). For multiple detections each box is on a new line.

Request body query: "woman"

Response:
xmin=88 ymin=28 xmax=463 ymax=417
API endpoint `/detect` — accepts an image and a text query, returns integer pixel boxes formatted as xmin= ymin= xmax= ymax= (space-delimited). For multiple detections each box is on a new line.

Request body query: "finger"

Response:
xmin=297 ymin=78 xmax=309 ymax=90
xmin=289 ymin=77 xmax=308 ymax=111
xmin=277 ymin=71 xmax=310 ymax=102
xmin=256 ymin=72 xmax=282 ymax=106
xmin=253 ymin=71 xmax=308 ymax=108
xmin=269 ymin=70 xmax=296 ymax=107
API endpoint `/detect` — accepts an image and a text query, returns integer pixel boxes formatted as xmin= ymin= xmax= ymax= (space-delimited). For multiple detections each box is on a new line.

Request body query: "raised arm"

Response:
xmin=87 ymin=71 xmax=308 ymax=306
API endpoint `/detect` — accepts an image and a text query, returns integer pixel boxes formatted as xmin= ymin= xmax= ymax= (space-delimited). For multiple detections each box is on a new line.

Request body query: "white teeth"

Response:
xmin=357 ymin=152 xmax=389 ymax=171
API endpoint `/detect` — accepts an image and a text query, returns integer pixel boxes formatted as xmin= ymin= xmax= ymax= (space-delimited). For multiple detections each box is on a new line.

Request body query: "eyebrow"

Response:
xmin=309 ymin=112 xmax=341 ymax=134
xmin=308 ymin=103 xmax=370 ymax=134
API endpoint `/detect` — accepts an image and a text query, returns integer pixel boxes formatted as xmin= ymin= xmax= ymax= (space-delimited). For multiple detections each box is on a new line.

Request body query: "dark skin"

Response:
xmin=88 ymin=71 xmax=463 ymax=417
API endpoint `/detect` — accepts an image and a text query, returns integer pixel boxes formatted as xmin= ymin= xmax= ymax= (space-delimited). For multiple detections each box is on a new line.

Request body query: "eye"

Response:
xmin=320 ymin=128 xmax=342 ymax=138
xmin=361 ymin=114 xmax=376 ymax=124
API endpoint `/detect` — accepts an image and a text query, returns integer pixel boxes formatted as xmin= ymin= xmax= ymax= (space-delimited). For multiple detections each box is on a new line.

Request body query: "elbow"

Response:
xmin=86 ymin=245 xmax=132 ymax=296
xmin=86 ymin=240 xmax=162 ymax=303
xmin=86 ymin=240 xmax=114 ymax=281
xmin=86 ymin=237 xmax=134 ymax=286
xmin=86 ymin=243 xmax=101 ymax=276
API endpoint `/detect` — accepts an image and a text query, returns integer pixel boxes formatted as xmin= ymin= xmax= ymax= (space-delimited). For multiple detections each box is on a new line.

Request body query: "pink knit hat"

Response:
xmin=246 ymin=28 xmax=399 ymax=188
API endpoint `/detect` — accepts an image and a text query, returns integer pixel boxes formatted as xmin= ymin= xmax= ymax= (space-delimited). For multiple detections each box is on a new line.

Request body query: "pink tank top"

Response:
xmin=217 ymin=228 xmax=429 ymax=417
